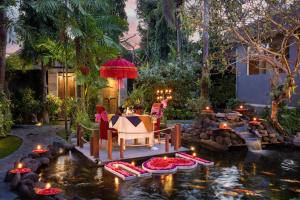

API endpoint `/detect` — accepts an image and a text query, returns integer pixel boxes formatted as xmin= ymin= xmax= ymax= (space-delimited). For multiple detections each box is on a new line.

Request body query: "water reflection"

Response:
xmin=41 ymin=147 xmax=300 ymax=200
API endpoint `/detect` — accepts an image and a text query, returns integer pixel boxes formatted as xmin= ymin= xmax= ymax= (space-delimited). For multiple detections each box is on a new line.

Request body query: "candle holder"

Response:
xmin=249 ymin=117 xmax=261 ymax=126
xmin=9 ymin=163 xmax=32 ymax=174
xmin=32 ymin=145 xmax=48 ymax=154
xmin=236 ymin=105 xmax=248 ymax=113
xmin=219 ymin=122 xmax=231 ymax=130
xmin=202 ymin=106 xmax=214 ymax=114
xmin=35 ymin=183 xmax=63 ymax=196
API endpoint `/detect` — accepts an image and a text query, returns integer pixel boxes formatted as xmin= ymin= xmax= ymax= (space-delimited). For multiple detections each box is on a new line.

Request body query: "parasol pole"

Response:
xmin=118 ymin=79 xmax=122 ymax=107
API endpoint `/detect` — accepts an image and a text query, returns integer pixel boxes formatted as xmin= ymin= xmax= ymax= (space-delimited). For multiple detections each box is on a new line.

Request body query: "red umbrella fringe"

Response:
xmin=100 ymin=66 xmax=138 ymax=79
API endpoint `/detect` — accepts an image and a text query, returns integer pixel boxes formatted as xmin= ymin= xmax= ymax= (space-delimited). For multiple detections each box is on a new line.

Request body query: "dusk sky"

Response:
xmin=124 ymin=0 xmax=140 ymax=49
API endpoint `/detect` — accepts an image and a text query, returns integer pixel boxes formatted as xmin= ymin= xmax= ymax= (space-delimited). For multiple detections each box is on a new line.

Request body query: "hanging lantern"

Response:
xmin=80 ymin=66 xmax=90 ymax=75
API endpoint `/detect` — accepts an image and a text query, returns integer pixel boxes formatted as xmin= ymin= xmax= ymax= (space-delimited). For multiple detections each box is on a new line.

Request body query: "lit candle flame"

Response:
xmin=253 ymin=117 xmax=257 ymax=121
xmin=240 ymin=105 xmax=244 ymax=109
xmin=206 ymin=106 xmax=210 ymax=110
xmin=114 ymin=164 xmax=119 ymax=168
xmin=190 ymin=146 xmax=195 ymax=151
xmin=37 ymin=145 xmax=41 ymax=150
xmin=192 ymin=152 xmax=197 ymax=157
xmin=17 ymin=163 xmax=23 ymax=169
xmin=223 ymin=123 xmax=228 ymax=127
xmin=163 ymin=156 xmax=167 ymax=160
xmin=131 ymin=161 xmax=135 ymax=166
xmin=45 ymin=183 xmax=51 ymax=189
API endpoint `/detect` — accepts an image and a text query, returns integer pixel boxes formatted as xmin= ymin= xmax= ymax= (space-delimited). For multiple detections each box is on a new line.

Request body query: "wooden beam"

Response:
xmin=107 ymin=130 xmax=113 ymax=160
xmin=165 ymin=134 xmax=170 ymax=153
xmin=120 ymin=138 xmax=124 ymax=159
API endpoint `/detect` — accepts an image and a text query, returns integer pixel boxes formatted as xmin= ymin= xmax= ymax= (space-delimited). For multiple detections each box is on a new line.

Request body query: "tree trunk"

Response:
xmin=270 ymin=99 xmax=288 ymax=136
xmin=175 ymin=4 xmax=182 ymax=63
xmin=201 ymin=0 xmax=210 ymax=100
xmin=0 ymin=5 xmax=7 ymax=92
xmin=41 ymin=61 xmax=49 ymax=123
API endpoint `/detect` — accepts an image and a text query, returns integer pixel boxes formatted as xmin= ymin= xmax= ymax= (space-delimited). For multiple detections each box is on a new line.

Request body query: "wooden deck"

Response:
xmin=72 ymin=138 xmax=189 ymax=166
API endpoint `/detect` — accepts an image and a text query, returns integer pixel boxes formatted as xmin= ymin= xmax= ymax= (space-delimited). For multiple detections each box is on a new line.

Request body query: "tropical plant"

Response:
xmin=11 ymin=88 xmax=42 ymax=123
xmin=45 ymin=94 xmax=62 ymax=121
xmin=0 ymin=92 xmax=13 ymax=137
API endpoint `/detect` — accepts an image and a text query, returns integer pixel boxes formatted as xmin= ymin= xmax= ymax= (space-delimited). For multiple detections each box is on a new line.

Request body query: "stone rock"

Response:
xmin=200 ymin=132 xmax=210 ymax=140
xmin=216 ymin=113 xmax=226 ymax=118
xmin=22 ymin=172 xmax=39 ymax=183
xmin=230 ymin=133 xmax=238 ymax=139
xmin=4 ymin=170 xmax=15 ymax=182
xmin=48 ymin=145 xmax=59 ymax=156
xmin=259 ymin=130 xmax=268 ymax=137
xmin=38 ymin=157 xmax=50 ymax=166
xmin=18 ymin=183 xmax=35 ymax=199
xmin=226 ymin=113 xmax=240 ymax=121
xmin=231 ymin=139 xmax=240 ymax=145
xmin=22 ymin=158 xmax=41 ymax=172
xmin=54 ymin=195 xmax=68 ymax=200
xmin=293 ymin=135 xmax=300 ymax=147
xmin=262 ymin=137 xmax=270 ymax=142
xmin=215 ymin=136 xmax=224 ymax=145
xmin=277 ymin=136 xmax=285 ymax=143
xmin=20 ymin=178 xmax=35 ymax=189
xmin=270 ymin=137 xmax=278 ymax=143
xmin=28 ymin=152 xmax=40 ymax=159
xmin=223 ymin=137 xmax=232 ymax=146
xmin=200 ymin=139 xmax=228 ymax=151
xmin=269 ymin=133 xmax=276 ymax=138
xmin=10 ymin=173 xmax=21 ymax=190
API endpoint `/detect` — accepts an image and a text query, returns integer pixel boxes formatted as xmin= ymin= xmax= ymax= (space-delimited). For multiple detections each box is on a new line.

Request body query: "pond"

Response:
xmin=41 ymin=147 xmax=300 ymax=200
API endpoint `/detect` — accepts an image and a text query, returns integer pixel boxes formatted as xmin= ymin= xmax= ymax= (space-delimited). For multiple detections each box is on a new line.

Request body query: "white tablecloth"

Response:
xmin=109 ymin=115 xmax=154 ymax=146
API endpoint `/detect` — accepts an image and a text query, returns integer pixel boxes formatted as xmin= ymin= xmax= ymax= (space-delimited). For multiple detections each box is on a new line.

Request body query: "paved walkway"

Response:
xmin=0 ymin=125 xmax=64 ymax=200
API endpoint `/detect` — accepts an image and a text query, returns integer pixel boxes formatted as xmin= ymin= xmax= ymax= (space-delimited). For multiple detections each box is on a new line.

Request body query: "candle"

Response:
xmin=223 ymin=123 xmax=228 ymax=127
xmin=114 ymin=164 xmax=119 ymax=168
xmin=163 ymin=156 xmax=167 ymax=160
xmin=17 ymin=163 xmax=23 ymax=169
xmin=206 ymin=106 xmax=210 ymax=110
xmin=239 ymin=105 xmax=244 ymax=109
xmin=192 ymin=152 xmax=197 ymax=157
xmin=190 ymin=146 xmax=195 ymax=151
xmin=37 ymin=145 xmax=41 ymax=150
xmin=253 ymin=117 xmax=257 ymax=121
xmin=45 ymin=183 xmax=51 ymax=189
xmin=131 ymin=161 xmax=135 ymax=166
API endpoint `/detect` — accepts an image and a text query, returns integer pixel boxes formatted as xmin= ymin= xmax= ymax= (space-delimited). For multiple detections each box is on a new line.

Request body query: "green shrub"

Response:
xmin=0 ymin=92 xmax=13 ymax=137
xmin=226 ymin=98 xmax=244 ymax=110
xmin=12 ymin=88 xmax=42 ymax=123
xmin=45 ymin=94 xmax=62 ymax=120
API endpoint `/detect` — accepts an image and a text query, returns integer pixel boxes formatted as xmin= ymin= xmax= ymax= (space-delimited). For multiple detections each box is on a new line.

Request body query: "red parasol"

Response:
xmin=100 ymin=57 xmax=138 ymax=106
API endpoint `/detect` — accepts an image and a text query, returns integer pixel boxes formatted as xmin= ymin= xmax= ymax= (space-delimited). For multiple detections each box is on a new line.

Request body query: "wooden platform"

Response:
xmin=72 ymin=138 xmax=189 ymax=166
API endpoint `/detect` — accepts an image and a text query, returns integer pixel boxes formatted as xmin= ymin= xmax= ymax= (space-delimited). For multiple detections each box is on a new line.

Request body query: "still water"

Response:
xmin=41 ymin=147 xmax=300 ymax=200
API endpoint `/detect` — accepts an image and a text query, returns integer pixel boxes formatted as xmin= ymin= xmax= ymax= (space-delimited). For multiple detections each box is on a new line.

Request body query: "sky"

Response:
xmin=124 ymin=0 xmax=140 ymax=49
xmin=6 ymin=1 xmax=140 ymax=55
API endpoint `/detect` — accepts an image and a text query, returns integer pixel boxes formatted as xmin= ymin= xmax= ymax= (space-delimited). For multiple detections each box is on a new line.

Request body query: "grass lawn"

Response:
xmin=0 ymin=136 xmax=22 ymax=159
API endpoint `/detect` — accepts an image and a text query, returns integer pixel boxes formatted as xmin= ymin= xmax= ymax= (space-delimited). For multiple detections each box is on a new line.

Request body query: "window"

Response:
xmin=247 ymin=47 xmax=267 ymax=75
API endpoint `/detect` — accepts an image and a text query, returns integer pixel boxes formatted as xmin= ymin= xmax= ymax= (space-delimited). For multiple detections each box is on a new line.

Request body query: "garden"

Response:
xmin=0 ymin=0 xmax=300 ymax=200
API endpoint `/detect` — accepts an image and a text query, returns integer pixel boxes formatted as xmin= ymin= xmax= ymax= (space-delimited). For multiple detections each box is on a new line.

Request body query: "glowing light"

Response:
xmin=205 ymin=106 xmax=210 ymax=110
xmin=37 ymin=145 xmax=41 ymax=150
xmin=239 ymin=105 xmax=244 ymax=109
xmin=45 ymin=183 xmax=51 ymax=189
xmin=192 ymin=152 xmax=197 ymax=157
xmin=131 ymin=161 xmax=135 ymax=166
xmin=253 ymin=117 xmax=257 ymax=121
xmin=59 ymin=148 xmax=64 ymax=154
xmin=114 ymin=164 xmax=119 ymax=168
xmin=35 ymin=122 xmax=42 ymax=126
xmin=114 ymin=177 xmax=119 ymax=185
xmin=163 ymin=156 xmax=167 ymax=160
xmin=190 ymin=146 xmax=195 ymax=151
xmin=223 ymin=123 xmax=228 ymax=127
xmin=17 ymin=163 xmax=23 ymax=169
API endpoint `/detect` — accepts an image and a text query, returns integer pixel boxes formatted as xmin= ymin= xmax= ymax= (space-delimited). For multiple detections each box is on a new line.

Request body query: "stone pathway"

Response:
xmin=0 ymin=125 xmax=64 ymax=200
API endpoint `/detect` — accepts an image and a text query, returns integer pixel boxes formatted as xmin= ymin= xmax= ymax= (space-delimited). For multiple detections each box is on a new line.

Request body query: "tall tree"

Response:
xmin=0 ymin=0 xmax=10 ymax=92
xmin=223 ymin=0 xmax=300 ymax=135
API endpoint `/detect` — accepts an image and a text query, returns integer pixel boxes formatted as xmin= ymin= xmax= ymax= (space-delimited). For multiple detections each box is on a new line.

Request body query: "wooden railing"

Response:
xmin=76 ymin=123 xmax=182 ymax=161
